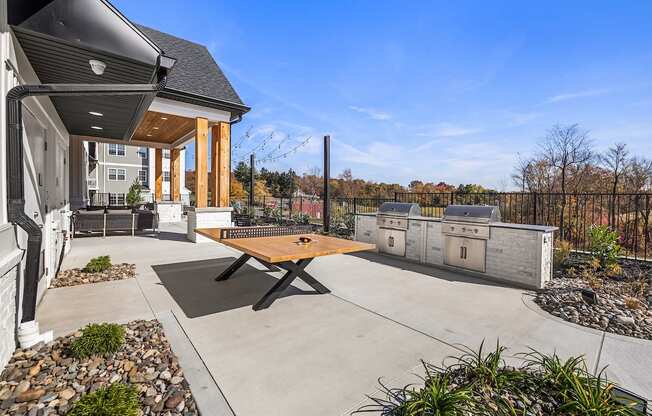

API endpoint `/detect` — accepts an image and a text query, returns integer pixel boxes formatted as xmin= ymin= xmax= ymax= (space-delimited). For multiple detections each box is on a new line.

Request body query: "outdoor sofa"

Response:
xmin=72 ymin=207 xmax=158 ymax=237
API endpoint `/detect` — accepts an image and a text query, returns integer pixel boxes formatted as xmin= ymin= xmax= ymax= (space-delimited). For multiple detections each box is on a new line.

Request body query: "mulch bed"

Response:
xmin=52 ymin=264 xmax=136 ymax=288
xmin=535 ymin=255 xmax=652 ymax=340
xmin=0 ymin=320 xmax=199 ymax=415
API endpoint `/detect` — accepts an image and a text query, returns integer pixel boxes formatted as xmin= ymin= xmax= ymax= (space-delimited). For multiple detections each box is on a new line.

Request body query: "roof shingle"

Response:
xmin=137 ymin=24 xmax=245 ymax=106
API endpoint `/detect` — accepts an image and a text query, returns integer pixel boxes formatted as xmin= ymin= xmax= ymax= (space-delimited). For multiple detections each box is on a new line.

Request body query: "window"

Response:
xmin=109 ymin=193 xmax=125 ymax=206
xmin=162 ymin=171 xmax=170 ymax=182
xmin=138 ymin=169 xmax=148 ymax=186
xmin=137 ymin=147 xmax=148 ymax=158
xmin=163 ymin=149 xmax=170 ymax=159
xmin=108 ymin=143 xmax=125 ymax=156
xmin=108 ymin=168 xmax=126 ymax=181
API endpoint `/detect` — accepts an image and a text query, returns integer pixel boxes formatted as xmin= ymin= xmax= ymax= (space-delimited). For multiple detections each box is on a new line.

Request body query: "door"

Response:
xmin=444 ymin=236 xmax=486 ymax=272
xmin=378 ymin=228 xmax=406 ymax=257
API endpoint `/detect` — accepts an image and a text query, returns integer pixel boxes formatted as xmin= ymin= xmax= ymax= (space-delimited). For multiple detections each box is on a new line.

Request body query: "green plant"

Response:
xmin=559 ymin=369 xmax=639 ymax=415
xmin=70 ymin=323 xmax=125 ymax=358
xmin=588 ymin=225 xmax=622 ymax=269
xmin=83 ymin=256 xmax=112 ymax=273
xmin=125 ymin=179 xmax=143 ymax=207
xmin=553 ymin=240 xmax=572 ymax=269
xmin=271 ymin=207 xmax=283 ymax=223
xmin=400 ymin=371 xmax=472 ymax=415
xmin=451 ymin=340 xmax=519 ymax=390
xmin=292 ymin=212 xmax=310 ymax=225
xmin=67 ymin=383 xmax=139 ymax=416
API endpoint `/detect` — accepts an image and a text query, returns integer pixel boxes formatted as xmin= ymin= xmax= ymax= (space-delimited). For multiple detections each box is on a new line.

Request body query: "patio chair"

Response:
xmin=72 ymin=210 xmax=105 ymax=237
xmin=105 ymin=209 xmax=138 ymax=236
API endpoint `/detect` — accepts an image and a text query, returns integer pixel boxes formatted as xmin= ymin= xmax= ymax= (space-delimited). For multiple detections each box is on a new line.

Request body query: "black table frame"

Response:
xmin=215 ymin=254 xmax=331 ymax=310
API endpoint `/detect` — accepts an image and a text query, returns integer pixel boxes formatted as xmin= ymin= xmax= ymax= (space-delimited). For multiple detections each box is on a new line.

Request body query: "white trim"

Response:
xmin=71 ymin=135 xmax=173 ymax=150
xmin=149 ymin=96 xmax=231 ymax=123
xmin=108 ymin=168 xmax=127 ymax=181
xmin=107 ymin=143 xmax=126 ymax=156
xmin=99 ymin=161 xmax=150 ymax=168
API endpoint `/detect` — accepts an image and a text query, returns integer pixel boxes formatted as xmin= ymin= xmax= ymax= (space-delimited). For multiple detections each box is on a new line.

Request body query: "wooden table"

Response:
xmin=195 ymin=228 xmax=375 ymax=310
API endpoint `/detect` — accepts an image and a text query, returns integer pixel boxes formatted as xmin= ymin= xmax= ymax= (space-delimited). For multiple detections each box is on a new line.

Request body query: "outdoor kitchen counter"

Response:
xmin=354 ymin=213 xmax=556 ymax=289
xmin=355 ymin=212 xmax=557 ymax=232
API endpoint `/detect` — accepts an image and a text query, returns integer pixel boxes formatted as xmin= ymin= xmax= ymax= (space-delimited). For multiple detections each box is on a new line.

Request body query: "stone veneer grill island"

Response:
xmin=355 ymin=204 xmax=556 ymax=289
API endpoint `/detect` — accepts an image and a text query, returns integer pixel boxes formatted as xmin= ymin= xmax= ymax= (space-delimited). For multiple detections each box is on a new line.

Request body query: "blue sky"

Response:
xmin=115 ymin=0 xmax=652 ymax=189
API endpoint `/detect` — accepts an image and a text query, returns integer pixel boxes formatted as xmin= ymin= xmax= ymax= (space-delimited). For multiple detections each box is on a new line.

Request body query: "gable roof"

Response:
xmin=137 ymin=24 xmax=248 ymax=114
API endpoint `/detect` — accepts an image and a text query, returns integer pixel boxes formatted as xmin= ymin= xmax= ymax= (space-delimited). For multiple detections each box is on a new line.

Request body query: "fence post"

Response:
xmin=532 ymin=192 xmax=538 ymax=225
xmin=394 ymin=192 xmax=398 ymax=202
xmin=450 ymin=192 xmax=454 ymax=206
xmin=353 ymin=197 xmax=358 ymax=215
xmin=289 ymin=196 xmax=293 ymax=219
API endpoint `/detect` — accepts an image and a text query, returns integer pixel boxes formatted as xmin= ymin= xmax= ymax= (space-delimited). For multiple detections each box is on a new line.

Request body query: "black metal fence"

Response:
xmin=234 ymin=192 xmax=651 ymax=260
xmin=393 ymin=192 xmax=651 ymax=261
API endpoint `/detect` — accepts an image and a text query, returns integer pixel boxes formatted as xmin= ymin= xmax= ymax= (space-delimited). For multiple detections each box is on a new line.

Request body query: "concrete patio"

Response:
xmin=37 ymin=223 xmax=652 ymax=416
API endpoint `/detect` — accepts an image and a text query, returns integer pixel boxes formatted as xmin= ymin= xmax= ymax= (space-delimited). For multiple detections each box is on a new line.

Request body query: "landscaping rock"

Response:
xmin=51 ymin=263 xmax=136 ymax=288
xmin=0 ymin=320 xmax=199 ymax=415
xmin=535 ymin=254 xmax=652 ymax=340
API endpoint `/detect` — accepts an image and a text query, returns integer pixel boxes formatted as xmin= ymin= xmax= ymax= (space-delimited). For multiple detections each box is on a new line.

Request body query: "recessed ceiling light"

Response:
xmin=91 ymin=126 xmax=103 ymax=130
xmin=161 ymin=117 xmax=168 ymax=120
xmin=89 ymin=111 xmax=103 ymax=117
xmin=153 ymin=127 xmax=159 ymax=130
xmin=146 ymin=134 xmax=152 ymax=137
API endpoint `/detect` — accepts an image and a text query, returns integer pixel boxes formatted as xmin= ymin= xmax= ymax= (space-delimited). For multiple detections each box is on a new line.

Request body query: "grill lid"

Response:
xmin=377 ymin=202 xmax=421 ymax=217
xmin=442 ymin=205 xmax=501 ymax=223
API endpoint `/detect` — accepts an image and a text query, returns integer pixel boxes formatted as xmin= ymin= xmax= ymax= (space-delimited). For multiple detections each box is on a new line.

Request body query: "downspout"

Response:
xmin=6 ymin=77 xmax=166 ymax=347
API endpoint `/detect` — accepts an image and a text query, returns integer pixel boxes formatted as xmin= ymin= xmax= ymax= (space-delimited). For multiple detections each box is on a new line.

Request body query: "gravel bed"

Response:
xmin=535 ymin=256 xmax=652 ymax=340
xmin=52 ymin=264 xmax=136 ymax=288
xmin=0 ymin=320 xmax=199 ymax=415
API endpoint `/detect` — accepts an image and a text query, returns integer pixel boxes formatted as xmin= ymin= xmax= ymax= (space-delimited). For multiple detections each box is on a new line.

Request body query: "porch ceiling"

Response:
xmin=132 ymin=111 xmax=195 ymax=145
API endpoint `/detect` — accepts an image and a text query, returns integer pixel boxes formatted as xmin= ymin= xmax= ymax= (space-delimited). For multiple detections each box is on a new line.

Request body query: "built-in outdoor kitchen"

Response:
xmin=355 ymin=203 xmax=557 ymax=289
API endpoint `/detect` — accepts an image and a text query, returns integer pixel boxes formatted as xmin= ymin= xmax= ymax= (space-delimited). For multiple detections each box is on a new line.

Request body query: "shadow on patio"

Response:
xmin=152 ymin=258 xmax=311 ymax=317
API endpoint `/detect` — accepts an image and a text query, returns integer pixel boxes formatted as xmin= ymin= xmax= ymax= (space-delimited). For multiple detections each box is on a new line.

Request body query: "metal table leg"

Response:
xmin=253 ymin=258 xmax=331 ymax=310
xmin=215 ymin=254 xmax=251 ymax=281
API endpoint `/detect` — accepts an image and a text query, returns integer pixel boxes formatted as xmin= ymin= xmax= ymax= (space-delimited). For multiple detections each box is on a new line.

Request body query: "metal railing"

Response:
xmin=235 ymin=192 xmax=651 ymax=260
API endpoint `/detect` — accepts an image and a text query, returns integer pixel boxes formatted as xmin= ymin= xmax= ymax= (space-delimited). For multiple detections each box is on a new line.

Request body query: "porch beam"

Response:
xmin=195 ymin=117 xmax=209 ymax=208
xmin=155 ymin=148 xmax=163 ymax=201
xmin=171 ymin=148 xmax=181 ymax=202
xmin=210 ymin=122 xmax=231 ymax=207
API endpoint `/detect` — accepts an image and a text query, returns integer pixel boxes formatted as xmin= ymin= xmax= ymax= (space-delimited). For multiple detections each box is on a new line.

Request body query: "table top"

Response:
xmin=195 ymin=229 xmax=376 ymax=263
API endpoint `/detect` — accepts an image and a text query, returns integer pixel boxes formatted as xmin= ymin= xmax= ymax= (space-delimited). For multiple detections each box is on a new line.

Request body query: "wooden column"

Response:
xmin=154 ymin=148 xmax=163 ymax=202
xmin=210 ymin=122 xmax=231 ymax=207
xmin=170 ymin=148 xmax=181 ymax=202
xmin=195 ymin=117 xmax=209 ymax=208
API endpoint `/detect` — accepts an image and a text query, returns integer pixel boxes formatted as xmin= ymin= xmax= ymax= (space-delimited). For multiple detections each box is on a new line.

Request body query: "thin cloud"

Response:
xmin=417 ymin=122 xmax=482 ymax=138
xmin=545 ymin=89 xmax=610 ymax=103
xmin=348 ymin=105 xmax=392 ymax=121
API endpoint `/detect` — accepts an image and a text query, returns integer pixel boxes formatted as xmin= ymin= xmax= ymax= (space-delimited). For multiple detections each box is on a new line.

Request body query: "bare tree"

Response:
xmin=511 ymin=154 xmax=533 ymax=192
xmin=538 ymin=124 xmax=593 ymax=238
xmin=627 ymin=157 xmax=652 ymax=192
xmin=600 ymin=143 xmax=630 ymax=226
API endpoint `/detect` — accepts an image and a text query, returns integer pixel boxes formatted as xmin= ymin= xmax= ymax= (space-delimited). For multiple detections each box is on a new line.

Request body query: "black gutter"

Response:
xmin=6 ymin=77 xmax=166 ymax=323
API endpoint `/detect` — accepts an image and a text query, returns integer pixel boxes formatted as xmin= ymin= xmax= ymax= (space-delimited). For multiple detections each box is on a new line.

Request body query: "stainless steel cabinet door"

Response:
xmin=444 ymin=236 xmax=486 ymax=272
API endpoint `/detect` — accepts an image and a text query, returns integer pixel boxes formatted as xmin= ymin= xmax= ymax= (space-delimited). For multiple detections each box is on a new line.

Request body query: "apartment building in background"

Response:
xmin=86 ymin=141 xmax=190 ymax=206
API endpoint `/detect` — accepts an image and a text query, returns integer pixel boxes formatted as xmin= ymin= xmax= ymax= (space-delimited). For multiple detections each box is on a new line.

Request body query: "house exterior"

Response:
xmin=0 ymin=0 xmax=248 ymax=372
xmin=86 ymin=141 xmax=190 ymax=205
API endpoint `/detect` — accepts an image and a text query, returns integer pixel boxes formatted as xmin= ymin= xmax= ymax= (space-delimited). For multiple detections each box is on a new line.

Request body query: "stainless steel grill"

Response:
xmin=376 ymin=202 xmax=421 ymax=256
xmin=442 ymin=205 xmax=501 ymax=273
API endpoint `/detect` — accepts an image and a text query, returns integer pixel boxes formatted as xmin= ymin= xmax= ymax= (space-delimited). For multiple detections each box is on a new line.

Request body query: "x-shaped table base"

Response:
xmin=215 ymin=254 xmax=331 ymax=310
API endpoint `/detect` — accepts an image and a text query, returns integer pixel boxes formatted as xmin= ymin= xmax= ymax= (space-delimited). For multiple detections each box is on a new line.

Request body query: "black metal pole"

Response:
xmin=323 ymin=135 xmax=330 ymax=233
xmin=249 ymin=154 xmax=255 ymax=213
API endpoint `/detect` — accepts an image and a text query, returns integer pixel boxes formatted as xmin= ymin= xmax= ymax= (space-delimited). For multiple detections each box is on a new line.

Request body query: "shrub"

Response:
xmin=623 ymin=296 xmax=643 ymax=310
xmin=553 ymin=240 xmax=572 ymax=269
xmin=292 ymin=212 xmax=310 ymax=225
xmin=271 ymin=207 xmax=283 ymax=223
xmin=83 ymin=256 xmax=112 ymax=273
xmin=588 ymin=225 xmax=622 ymax=269
xmin=70 ymin=323 xmax=125 ymax=358
xmin=357 ymin=342 xmax=640 ymax=416
xmin=125 ymin=179 xmax=143 ymax=207
xmin=67 ymin=383 xmax=139 ymax=416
